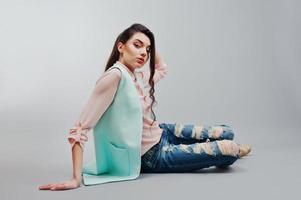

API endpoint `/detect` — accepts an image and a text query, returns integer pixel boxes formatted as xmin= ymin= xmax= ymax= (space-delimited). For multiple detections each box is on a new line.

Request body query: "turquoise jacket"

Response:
xmin=82 ymin=62 xmax=143 ymax=186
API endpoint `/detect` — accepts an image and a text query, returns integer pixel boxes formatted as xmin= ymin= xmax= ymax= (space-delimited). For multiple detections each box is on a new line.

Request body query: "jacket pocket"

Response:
xmin=108 ymin=142 xmax=130 ymax=175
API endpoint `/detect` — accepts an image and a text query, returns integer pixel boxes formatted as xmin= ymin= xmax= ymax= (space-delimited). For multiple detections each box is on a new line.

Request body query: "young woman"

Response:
xmin=39 ymin=23 xmax=251 ymax=191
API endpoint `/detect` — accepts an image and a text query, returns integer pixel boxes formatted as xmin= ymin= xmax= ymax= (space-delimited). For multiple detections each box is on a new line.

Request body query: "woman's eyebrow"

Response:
xmin=134 ymin=39 xmax=150 ymax=47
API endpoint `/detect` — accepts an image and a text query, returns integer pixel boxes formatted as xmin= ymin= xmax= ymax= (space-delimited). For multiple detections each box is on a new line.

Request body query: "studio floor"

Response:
xmin=1 ymin=127 xmax=300 ymax=200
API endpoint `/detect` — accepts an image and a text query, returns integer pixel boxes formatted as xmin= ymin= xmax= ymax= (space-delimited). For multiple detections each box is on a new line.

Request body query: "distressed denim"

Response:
xmin=141 ymin=123 xmax=240 ymax=173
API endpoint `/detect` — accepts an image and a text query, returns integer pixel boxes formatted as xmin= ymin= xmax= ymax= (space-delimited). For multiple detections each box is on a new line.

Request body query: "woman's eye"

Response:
xmin=134 ymin=44 xmax=140 ymax=48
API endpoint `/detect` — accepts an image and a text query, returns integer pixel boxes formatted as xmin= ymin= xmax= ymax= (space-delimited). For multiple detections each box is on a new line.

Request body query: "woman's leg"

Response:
xmin=159 ymin=123 xmax=235 ymax=145
xmin=152 ymin=135 xmax=240 ymax=173
xmin=141 ymin=123 xmax=240 ymax=173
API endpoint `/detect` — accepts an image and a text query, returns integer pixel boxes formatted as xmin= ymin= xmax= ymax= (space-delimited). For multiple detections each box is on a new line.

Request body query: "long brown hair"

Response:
xmin=105 ymin=23 xmax=157 ymax=126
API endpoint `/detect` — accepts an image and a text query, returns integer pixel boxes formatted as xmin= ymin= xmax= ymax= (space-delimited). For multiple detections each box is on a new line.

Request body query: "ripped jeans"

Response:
xmin=140 ymin=123 xmax=240 ymax=173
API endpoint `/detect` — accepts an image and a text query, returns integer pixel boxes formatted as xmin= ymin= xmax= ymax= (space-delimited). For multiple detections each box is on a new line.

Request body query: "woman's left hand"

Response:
xmin=39 ymin=178 xmax=81 ymax=191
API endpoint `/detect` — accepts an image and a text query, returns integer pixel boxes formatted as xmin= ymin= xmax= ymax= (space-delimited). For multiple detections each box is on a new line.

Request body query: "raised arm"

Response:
xmin=39 ymin=68 xmax=121 ymax=191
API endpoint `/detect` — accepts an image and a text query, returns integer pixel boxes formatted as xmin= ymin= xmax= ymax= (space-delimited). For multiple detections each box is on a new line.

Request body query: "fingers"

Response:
xmin=50 ymin=183 xmax=68 ymax=191
xmin=39 ymin=183 xmax=55 ymax=190
xmin=39 ymin=182 xmax=67 ymax=191
xmin=39 ymin=180 xmax=79 ymax=191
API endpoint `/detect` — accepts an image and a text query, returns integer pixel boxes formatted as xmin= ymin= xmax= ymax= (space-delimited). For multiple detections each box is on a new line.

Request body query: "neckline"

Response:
xmin=115 ymin=61 xmax=137 ymax=81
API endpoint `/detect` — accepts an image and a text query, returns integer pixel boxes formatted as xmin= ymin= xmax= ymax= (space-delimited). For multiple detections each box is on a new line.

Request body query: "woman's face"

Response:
xmin=117 ymin=32 xmax=151 ymax=71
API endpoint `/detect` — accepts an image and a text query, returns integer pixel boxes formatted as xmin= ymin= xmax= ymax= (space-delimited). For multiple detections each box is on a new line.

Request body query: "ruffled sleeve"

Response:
xmin=67 ymin=68 xmax=121 ymax=151
xmin=136 ymin=62 xmax=168 ymax=86
xmin=67 ymin=122 xmax=89 ymax=150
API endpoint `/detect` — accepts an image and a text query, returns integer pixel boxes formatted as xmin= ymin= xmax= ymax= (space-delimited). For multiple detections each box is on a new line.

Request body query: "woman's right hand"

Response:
xmin=38 ymin=178 xmax=81 ymax=191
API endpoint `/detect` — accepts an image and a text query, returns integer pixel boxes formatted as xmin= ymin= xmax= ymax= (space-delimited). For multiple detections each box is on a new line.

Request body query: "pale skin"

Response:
xmin=38 ymin=32 xmax=165 ymax=191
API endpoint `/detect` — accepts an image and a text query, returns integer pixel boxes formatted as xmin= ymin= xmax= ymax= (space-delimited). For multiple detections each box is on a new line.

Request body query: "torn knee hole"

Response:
xmin=217 ymin=140 xmax=239 ymax=156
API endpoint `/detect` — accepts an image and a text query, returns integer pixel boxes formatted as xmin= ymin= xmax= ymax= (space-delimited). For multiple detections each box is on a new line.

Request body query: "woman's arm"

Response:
xmin=38 ymin=143 xmax=83 ymax=190
xmin=39 ymin=68 xmax=121 ymax=191
xmin=155 ymin=51 xmax=165 ymax=67
xmin=71 ymin=142 xmax=83 ymax=183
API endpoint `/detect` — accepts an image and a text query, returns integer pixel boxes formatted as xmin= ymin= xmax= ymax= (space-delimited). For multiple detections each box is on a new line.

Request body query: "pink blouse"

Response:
xmin=67 ymin=61 xmax=168 ymax=156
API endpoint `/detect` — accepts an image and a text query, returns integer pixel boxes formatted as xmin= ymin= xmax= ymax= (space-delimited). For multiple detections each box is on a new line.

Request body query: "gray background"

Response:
xmin=0 ymin=0 xmax=300 ymax=199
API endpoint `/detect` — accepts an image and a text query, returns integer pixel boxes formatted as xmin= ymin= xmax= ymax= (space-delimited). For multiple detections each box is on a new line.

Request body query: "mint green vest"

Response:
xmin=82 ymin=62 xmax=143 ymax=186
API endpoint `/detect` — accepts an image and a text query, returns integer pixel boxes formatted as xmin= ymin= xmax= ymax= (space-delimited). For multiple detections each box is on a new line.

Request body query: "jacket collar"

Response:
xmin=115 ymin=61 xmax=137 ymax=81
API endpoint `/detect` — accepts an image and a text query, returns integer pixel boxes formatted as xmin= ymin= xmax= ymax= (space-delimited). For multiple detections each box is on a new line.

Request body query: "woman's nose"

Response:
xmin=141 ymin=50 xmax=147 ymax=57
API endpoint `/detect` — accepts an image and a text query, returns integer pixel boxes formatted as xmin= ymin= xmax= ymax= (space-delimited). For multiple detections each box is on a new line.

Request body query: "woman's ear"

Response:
xmin=117 ymin=42 xmax=124 ymax=54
